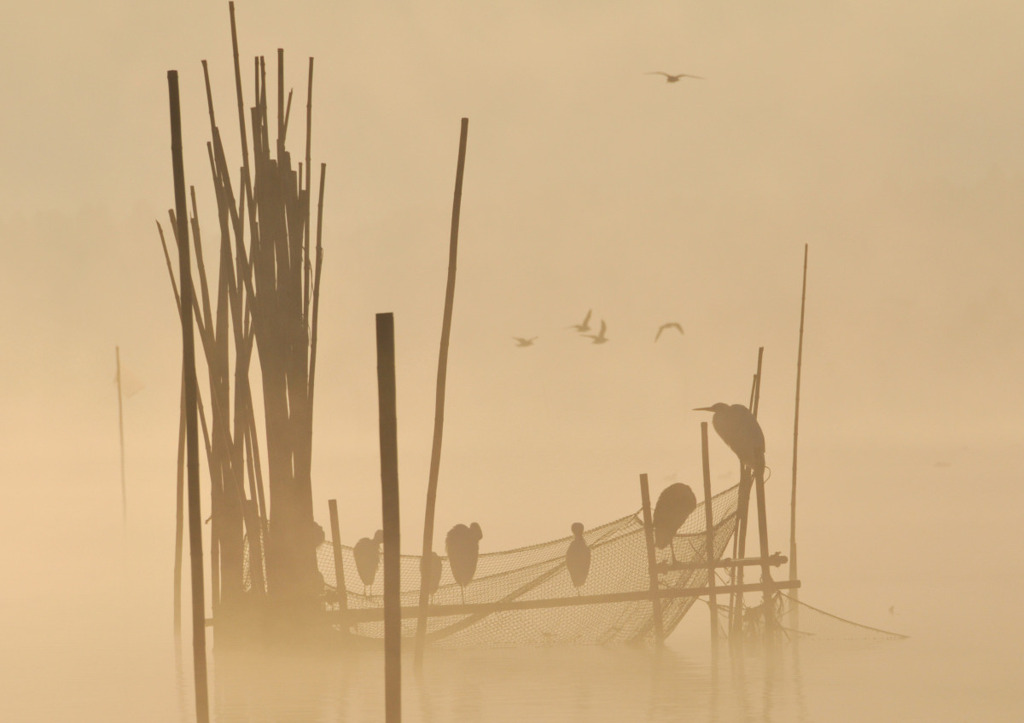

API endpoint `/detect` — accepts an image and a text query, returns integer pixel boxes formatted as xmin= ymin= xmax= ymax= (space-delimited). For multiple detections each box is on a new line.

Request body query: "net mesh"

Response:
xmin=245 ymin=484 xmax=740 ymax=647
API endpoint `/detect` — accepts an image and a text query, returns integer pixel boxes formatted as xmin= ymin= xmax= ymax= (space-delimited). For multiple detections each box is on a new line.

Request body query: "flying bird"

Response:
xmin=565 ymin=522 xmax=591 ymax=594
xmin=568 ymin=309 xmax=593 ymax=333
xmin=652 ymin=483 xmax=697 ymax=564
xmin=446 ymin=522 xmax=483 ymax=603
xmin=353 ymin=530 xmax=384 ymax=596
xmin=513 ymin=337 xmax=537 ymax=347
xmin=584 ymin=320 xmax=609 ymax=344
xmin=694 ymin=403 xmax=765 ymax=475
xmin=646 ymin=71 xmax=704 ymax=83
xmin=655 ymin=322 xmax=685 ymax=341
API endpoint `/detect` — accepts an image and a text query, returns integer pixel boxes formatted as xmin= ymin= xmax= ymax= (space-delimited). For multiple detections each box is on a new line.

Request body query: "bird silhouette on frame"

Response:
xmin=513 ymin=337 xmax=537 ymax=347
xmin=655 ymin=322 xmax=684 ymax=341
xmin=584 ymin=320 xmax=609 ymax=344
xmin=565 ymin=522 xmax=591 ymax=594
xmin=422 ymin=551 xmax=443 ymax=603
xmin=568 ymin=309 xmax=593 ymax=333
xmin=653 ymin=483 xmax=697 ymax=564
xmin=446 ymin=522 xmax=483 ymax=604
xmin=694 ymin=403 xmax=765 ymax=476
xmin=354 ymin=529 xmax=384 ymax=597
xmin=647 ymin=71 xmax=704 ymax=83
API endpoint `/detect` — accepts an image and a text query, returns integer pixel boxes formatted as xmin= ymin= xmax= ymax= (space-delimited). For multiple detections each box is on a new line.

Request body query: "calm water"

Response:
xmin=2 ymin=442 xmax=1021 ymax=721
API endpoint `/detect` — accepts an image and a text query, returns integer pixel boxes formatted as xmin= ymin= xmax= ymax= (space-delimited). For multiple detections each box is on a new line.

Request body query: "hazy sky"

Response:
xmin=1 ymin=1 xmax=1022 ymax=550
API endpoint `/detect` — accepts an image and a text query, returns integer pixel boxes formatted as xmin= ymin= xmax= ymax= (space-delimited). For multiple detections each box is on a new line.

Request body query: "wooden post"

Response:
xmin=327 ymin=499 xmax=349 ymax=628
xmin=638 ymin=473 xmax=664 ymax=646
xmin=168 ymin=69 xmax=210 ymax=723
xmin=700 ymin=423 xmax=718 ymax=650
xmin=415 ymin=118 xmax=469 ymax=667
xmin=790 ymin=244 xmax=808 ymax=623
xmin=115 ymin=346 xmax=127 ymax=529
xmin=376 ymin=313 xmax=401 ymax=723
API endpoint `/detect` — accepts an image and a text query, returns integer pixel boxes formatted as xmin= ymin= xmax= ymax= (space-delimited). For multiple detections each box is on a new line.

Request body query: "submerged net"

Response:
xmin=245 ymin=484 xmax=740 ymax=647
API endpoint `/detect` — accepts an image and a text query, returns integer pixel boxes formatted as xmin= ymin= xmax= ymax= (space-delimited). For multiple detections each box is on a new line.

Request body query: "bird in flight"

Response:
xmin=655 ymin=322 xmax=684 ymax=341
xmin=646 ymin=71 xmax=704 ymax=83
xmin=584 ymin=320 xmax=609 ymax=344
xmin=567 ymin=309 xmax=593 ymax=333
xmin=513 ymin=337 xmax=537 ymax=347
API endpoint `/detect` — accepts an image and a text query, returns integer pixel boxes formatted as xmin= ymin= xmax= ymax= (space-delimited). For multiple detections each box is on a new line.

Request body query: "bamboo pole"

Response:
xmin=376 ymin=313 xmax=401 ymax=723
xmin=115 ymin=346 xmax=127 ymax=529
xmin=168 ymin=69 xmax=209 ymax=723
xmin=173 ymin=372 xmax=186 ymax=634
xmin=790 ymin=244 xmax=808 ymax=620
xmin=639 ymin=473 xmax=664 ymax=645
xmin=327 ymin=499 xmax=348 ymax=626
xmin=415 ymin=118 xmax=469 ymax=667
xmin=700 ymin=423 xmax=718 ymax=649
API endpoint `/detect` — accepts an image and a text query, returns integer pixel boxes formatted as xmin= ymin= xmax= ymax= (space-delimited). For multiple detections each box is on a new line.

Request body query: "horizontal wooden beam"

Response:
xmin=658 ymin=552 xmax=787 ymax=573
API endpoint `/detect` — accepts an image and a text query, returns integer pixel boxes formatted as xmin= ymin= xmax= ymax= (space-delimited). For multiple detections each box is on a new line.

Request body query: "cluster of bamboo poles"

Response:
xmin=160 ymin=1 xmax=328 ymax=634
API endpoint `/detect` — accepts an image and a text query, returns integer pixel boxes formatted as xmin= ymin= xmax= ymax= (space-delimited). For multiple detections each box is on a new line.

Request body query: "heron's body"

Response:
xmin=585 ymin=320 xmax=609 ymax=344
xmin=446 ymin=522 xmax=483 ymax=601
xmin=354 ymin=530 xmax=384 ymax=594
xmin=653 ymin=483 xmax=697 ymax=562
xmin=695 ymin=403 xmax=765 ymax=474
xmin=423 ymin=551 xmax=443 ymax=600
xmin=565 ymin=522 xmax=591 ymax=591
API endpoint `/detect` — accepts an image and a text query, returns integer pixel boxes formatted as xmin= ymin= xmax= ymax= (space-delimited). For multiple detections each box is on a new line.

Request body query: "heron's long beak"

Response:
xmin=693 ymin=406 xmax=714 ymax=411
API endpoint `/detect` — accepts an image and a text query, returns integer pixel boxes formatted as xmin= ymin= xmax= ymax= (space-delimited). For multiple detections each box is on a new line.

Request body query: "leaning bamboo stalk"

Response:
xmin=173 ymin=370 xmax=186 ymax=635
xmin=415 ymin=118 xmax=469 ymax=666
xmin=700 ymin=423 xmax=718 ymax=649
xmin=790 ymin=245 xmax=808 ymax=616
xmin=639 ymin=473 xmax=664 ymax=645
xmin=327 ymin=499 xmax=348 ymax=623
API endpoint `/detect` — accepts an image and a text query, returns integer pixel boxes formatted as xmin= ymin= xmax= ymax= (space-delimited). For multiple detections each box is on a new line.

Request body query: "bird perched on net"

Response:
xmin=422 ymin=551 xmax=443 ymax=603
xmin=653 ymin=483 xmax=697 ymax=564
xmin=693 ymin=403 xmax=765 ymax=476
xmin=354 ymin=530 xmax=384 ymax=596
xmin=446 ymin=522 xmax=483 ymax=603
xmin=565 ymin=522 xmax=591 ymax=594
xmin=646 ymin=71 xmax=704 ymax=83
xmin=584 ymin=320 xmax=609 ymax=344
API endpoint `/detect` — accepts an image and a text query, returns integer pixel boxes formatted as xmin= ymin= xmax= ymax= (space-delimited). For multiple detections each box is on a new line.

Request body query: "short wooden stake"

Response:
xmin=638 ymin=473 xmax=664 ymax=645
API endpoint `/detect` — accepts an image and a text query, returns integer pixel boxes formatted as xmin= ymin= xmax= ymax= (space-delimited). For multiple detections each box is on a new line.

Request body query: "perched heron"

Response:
xmin=446 ymin=522 xmax=483 ymax=603
xmin=568 ymin=309 xmax=593 ymax=333
xmin=513 ymin=337 xmax=537 ymax=347
xmin=354 ymin=529 xmax=383 ymax=596
xmin=584 ymin=320 xmax=609 ymax=344
xmin=652 ymin=483 xmax=697 ymax=564
xmin=646 ymin=71 xmax=704 ymax=83
xmin=655 ymin=322 xmax=684 ymax=341
xmin=422 ymin=551 xmax=443 ymax=602
xmin=694 ymin=403 xmax=765 ymax=475
xmin=565 ymin=522 xmax=591 ymax=594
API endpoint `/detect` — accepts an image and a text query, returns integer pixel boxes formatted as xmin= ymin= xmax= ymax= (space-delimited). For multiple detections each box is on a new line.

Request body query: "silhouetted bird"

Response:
xmin=646 ymin=71 xmax=704 ymax=83
xmin=354 ymin=530 xmax=384 ymax=596
xmin=446 ymin=522 xmax=483 ymax=603
xmin=422 ymin=551 xmax=443 ymax=602
xmin=655 ymin=322 xmax=684 ymax=341
xmin=694 ymin=403 xmax=765 ymax=475
xmin=653 ymin=483 xmax=697 ymax=564
xmin=568 ymin=309 xmax=593 ymax=333
xmin=513 ymin=337 xmax=537 ymax=347
xmin=584 ymin=320 xmax=609 ymax=344
xmin=565 ymin=522 xmax=591 ymax=594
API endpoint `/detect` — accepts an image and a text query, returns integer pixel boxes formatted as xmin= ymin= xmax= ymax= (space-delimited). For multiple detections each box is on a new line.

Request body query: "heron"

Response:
xmin=568 ymin=309 xmax=593 ymax=333
xmin=565 ymin=522 xmax=591 ymax=594
xmin=655 ymin=322 xmax=684 ymax=341
xmin=646 ymin=71 xmax=704 ymax=83
xmin=513 ymin=337 xmax=537 ymax=347
xmin=422 ymin=551 xmax=443 ymax=603
xmin=354 ymin=529 xmax=383 ymax=597
xmin=693 ymin=403 xmax=765 ymax=475
xmin=652 ymin=483 xmax=697 ymax=564
xmin=446 ymin=522 xmax=483 ymax=604
xmin=584 ymin=320 xmax=609 ymax=344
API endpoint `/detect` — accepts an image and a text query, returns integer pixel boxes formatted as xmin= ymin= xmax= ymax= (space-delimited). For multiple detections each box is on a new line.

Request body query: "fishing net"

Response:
xmin=245 ymin=484 xmax=740 ymax=647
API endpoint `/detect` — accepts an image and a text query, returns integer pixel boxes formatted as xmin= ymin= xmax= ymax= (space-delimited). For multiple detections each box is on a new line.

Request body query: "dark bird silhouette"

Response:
xmin=568 ymin=309 xmax=593 ymax=333
xmin=565 ymin=522 xmax=591 ymax=593
xmin=584 ymin=320 xmax=609 ymax=344
xmin=646 ymin=71 xmax=704 ymax=83
xmin=694 ymin=403 xmax=765 ymax=475
xmin=652 ymin=483 xmax=697 ymax=564
xmin=513 ymin=337 xmax=537 ymax=347
xmin=422 ymin=551 xmax=443 ymax=602
xmin=655 ymin=322 xmax=684 ymax=341
xmin=354 ymin=529 xmax=384 ymax=596
xmin=446 ymin=522 xmax=483 ymax=603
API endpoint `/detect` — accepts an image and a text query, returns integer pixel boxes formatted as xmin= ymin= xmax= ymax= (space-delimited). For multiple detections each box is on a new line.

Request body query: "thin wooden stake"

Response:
xmin=173 ymin=372 xmax=186 ymax=634
xmin=639 ymin=473 xmax=664 ymax=646
xmin=700 ymin=423 xmax=718 ymax=650
xmin=115 ymin=347 xmax=127 ymax=528
xmin=168 ymin=69 xmax=209 ymax=723
xmin=376 ymin=313 xmax=401 ymax=723
xmin=415 ymin=118 xmax=469 ymax=667
xmin=328 ymin=499 xmax=348 ymax=628
xmin=790 ymin=245 xmax=808 ymax=620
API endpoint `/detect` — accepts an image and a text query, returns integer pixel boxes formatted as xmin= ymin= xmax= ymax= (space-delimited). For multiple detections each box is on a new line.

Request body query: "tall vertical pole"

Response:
xmin=416 ymin=118 xmax=469 ymax=667
xmin=376 ymin=313 xmax=401 ymax=723
xmin=638 ymin=473 xmax=664 ymax=646
xmin=115 ymin=346 xmax=127 ymax=529
xmin=700 ymin=423 xmax=718 ymax=651
xmin=790 ymin=244 xmax=809 ymax=620
xmin=168 ymin=69 xmax=209 ymax=723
